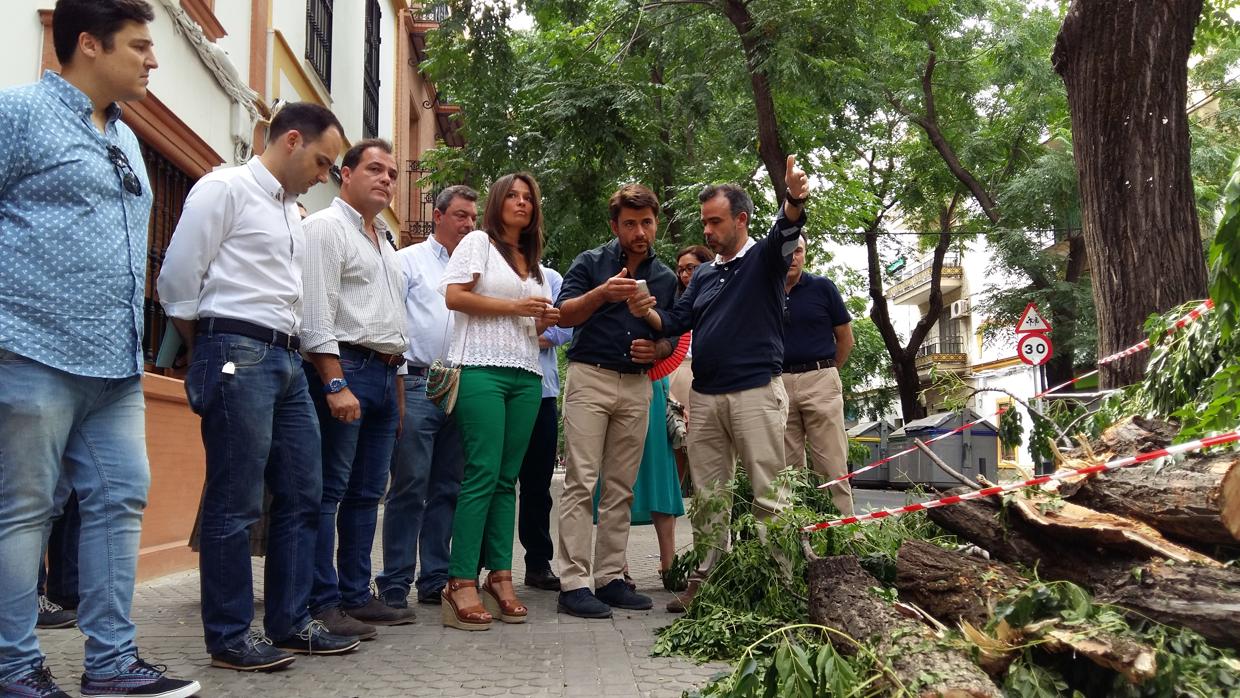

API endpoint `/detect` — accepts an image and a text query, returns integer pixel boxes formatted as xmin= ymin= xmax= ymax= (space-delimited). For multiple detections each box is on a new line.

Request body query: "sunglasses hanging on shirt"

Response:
xmin=106 ymin=145 xmax=143 ymax=197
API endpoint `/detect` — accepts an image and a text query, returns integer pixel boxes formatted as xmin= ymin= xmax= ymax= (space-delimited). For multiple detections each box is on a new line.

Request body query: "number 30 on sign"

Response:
xmin=1018 ymin=333 xmax=1053 ymax=366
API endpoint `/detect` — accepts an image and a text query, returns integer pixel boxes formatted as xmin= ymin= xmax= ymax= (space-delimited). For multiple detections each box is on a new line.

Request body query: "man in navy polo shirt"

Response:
xmin=554 ymin=184 xmax=679 ymax=619
xmin=783 ymin=235 xmax=854 ymax=515
xmin=633 ymin=156 xmax=810 ymax=612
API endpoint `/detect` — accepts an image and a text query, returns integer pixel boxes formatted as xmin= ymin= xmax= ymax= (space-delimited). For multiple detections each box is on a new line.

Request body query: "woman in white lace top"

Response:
xmin=437 ymin=172 xmax=560 ymax=630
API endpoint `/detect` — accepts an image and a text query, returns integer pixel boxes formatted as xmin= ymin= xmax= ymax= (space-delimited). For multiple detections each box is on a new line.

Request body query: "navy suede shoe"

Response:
xmin=556 ymin=588 xmax=612 ymax=619
xmin=595 ymin=578 xmax=653 ymax=610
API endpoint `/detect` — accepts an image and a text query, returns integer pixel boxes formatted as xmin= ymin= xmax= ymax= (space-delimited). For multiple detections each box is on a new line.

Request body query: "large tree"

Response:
xmin=1052 ymin=0 xmax=1211 ymax=387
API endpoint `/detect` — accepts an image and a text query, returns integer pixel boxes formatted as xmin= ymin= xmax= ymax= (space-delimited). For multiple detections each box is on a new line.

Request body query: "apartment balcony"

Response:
xmin=915 ymin=335 xmax=968 ymax=380
xmin=412 ymin=2 xmax=449 ymax=29
xmin=886 ymin=254 xmax=963 ymax=306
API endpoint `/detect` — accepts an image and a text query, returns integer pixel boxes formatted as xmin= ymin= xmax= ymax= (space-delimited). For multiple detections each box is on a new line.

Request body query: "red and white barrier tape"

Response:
xmin=803 ymin=427 xmax=1240 ymax=531
xmin=821 ymin=299 xmax=1216 ymax=490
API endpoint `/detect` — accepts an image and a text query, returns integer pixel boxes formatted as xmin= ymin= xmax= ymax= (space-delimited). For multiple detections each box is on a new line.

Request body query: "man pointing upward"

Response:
xmin=632 ymin=155 xmax=811 ymax=612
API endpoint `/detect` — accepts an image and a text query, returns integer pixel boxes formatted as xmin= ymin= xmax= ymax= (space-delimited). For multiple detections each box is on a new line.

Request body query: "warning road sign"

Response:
xmin=1015 ymin=303 xmax=1051 ymax=334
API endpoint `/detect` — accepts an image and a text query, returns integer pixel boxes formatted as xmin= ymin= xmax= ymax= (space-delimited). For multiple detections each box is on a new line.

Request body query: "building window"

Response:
xmin=140 ymin=143 xmax=197 ymax=373
xmin=306 ymin=0 xmax=333 ymax=90
xmin=363 ymin=0 xmax=381 ymax=138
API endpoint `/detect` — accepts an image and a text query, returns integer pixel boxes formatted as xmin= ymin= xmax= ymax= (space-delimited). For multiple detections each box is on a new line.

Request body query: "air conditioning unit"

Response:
xmin=950 ymin=299 xmax=970 ymax=319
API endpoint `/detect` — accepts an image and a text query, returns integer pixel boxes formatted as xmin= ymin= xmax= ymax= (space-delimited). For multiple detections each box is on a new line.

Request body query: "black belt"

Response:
xmin=784 ymin=358 xmax=835 ymax=374
xmin=406 ymin=365 xmax=429 ymax=377
xmin=199 ymin=317 xmax=300 ymax=351
xmin=339 ymin=343 xmax=406 ymax=368
xmin=584 ymin=362 xmax=647 ymax=375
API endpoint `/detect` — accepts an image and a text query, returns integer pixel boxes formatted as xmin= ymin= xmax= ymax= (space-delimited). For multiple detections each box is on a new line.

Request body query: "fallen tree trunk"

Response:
xmin=1062 ymin=453 xmax=1240 ymax=546
xmin=1058 ymin=416 xmax=1240 ymax=546
xmin=807 ymin=554 xmax=1001 ymax=697
xmin=895 ymin=539 xmax=1025 ymax=628
xmin=926 ymin=493 xmax=1240 ymax=647
xmin=897 ymin=540 xmax=1158 ymax=684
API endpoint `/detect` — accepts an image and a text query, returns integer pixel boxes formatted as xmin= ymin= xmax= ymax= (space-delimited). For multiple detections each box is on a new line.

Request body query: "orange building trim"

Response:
xmin=122 ymin=91 xmax=225 ymax=178
xmin=180 ymin=0 xmax=227 ymax=42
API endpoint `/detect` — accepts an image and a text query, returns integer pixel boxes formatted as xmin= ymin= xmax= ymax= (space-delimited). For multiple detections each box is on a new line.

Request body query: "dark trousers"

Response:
xmin=39 ymin=492 xmax=81 ymax=609
xmin=189 ymin=333 xmax=322 ymax=654
xmin=517 ymin=397 xmax=559 ymax=571
xmin=305 ymin=354 xmax=399 ymax=613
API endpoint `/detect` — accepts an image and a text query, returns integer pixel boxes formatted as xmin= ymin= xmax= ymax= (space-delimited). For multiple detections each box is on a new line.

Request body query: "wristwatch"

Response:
xmin=325 ymin=377 xmax=349 ymax=394
xmin=785 ymin=192 xmax=809 ymax=207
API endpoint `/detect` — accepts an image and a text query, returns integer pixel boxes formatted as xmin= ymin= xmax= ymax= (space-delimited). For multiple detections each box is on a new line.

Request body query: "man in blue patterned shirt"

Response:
xmin=0 ymin=2 xmax=199 ymax=697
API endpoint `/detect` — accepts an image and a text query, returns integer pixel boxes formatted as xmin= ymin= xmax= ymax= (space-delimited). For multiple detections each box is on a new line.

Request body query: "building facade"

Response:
xmin=1 ymin=0 xmax=460 ymax=578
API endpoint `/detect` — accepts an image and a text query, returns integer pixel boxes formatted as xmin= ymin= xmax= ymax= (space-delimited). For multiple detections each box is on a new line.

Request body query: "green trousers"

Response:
xmin=448 ymin=366 xmax=542 ymax=578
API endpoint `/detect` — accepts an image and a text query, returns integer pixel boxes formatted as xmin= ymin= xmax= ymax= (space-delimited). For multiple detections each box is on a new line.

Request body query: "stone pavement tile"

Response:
xmin=32 ymin=476 xmax=739 ymax=697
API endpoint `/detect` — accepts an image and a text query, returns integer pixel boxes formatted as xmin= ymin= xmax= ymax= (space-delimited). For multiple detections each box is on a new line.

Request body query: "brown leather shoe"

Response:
xmin=480 ymin=570 xmax=528 ymax=623
xmin=441 ymin=578 xmax=492 ymax=631
xmin=665 ymin=580 xmax=699 ymax=613
xmin=312 ymin=607 xmax=377 ymax=641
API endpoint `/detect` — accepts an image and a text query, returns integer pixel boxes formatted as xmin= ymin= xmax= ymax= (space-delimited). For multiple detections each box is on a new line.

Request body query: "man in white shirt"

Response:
xmin=299 ymin=139 xmax=413 ymax=638
xmin=158 ymin=103 xmax=359 ymax=671
xmin=375 ymin=185 xmax=478 ymax=609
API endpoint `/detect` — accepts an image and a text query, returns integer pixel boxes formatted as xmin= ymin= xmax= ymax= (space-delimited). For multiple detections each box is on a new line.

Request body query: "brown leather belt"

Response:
xmin=339 ymin=343 xmax=406 ymax=368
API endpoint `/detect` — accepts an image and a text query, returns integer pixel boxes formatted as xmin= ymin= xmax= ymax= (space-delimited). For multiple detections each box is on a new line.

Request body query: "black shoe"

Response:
xmin=556 ymin=588 xmax=613 ymax=619
xmin=272 ymin=620 xmax=360 ymax=655
xmin=80 ymin=656 xmax=201 ymax=698
xmin=1 ymin=660 xmax=70 ymax=698
xmin=416 ymin=589 xmax=443 ymax=605
xmin=379 ymin=587 xmax=408 ymax=609
xmin=523 ymin=568 xmax=561 ymax=591
xmin=210 ymin=631 xmax=296 ymax=672
xmin=595 ymin=578 xmax=653 ymax=610
xmin=313 ymin=607 xmax=378 ymax=641
xmin=35 ymin=596 xmax=77 ymax=630
xmin=344 ymin=597 xmax=416 ymax=626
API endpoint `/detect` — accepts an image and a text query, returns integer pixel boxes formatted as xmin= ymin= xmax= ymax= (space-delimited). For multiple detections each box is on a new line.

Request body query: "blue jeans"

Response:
xmin=305 ymin=353 xmax=400 ymax=613
xmin=39 ymin=489 xmax=81 ymax=609
xmin=187 ymin=333 xmax=321 ymax=654
xmin=0 ymin=349 xmax=148 ymax=683
xmin=375 ymin=374 xmax=463 ymax=599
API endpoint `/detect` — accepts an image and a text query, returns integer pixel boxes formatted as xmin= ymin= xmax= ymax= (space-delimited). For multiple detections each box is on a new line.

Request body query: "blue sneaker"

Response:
xmin=556 ymin=588 xmax=613 ymax=619
xmin=79 ymin=656 xmax=200 ymax=698
xmin=1 ymin=661 xmax=69 ymax=698
xmin=595 ymin=578 xmax=653 ymax=610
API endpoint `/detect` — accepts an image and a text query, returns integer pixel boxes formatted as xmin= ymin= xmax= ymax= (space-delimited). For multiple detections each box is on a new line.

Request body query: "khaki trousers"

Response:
xmin=556 ymin=362 xmax=652 ymax=591
xmin=686 ymin=378 xmax=788 ymax=580
xmin=783 ymin=367 xmax=853 ymax=516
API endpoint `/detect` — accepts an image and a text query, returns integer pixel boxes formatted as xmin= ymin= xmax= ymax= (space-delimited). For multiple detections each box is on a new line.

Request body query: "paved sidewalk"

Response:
xmin=35 ymin=474 xmax=728 ymax=697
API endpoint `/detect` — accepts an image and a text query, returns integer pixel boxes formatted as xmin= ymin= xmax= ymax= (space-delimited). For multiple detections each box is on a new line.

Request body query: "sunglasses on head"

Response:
xmin=106 ymin=145 xmax=143 ymax=197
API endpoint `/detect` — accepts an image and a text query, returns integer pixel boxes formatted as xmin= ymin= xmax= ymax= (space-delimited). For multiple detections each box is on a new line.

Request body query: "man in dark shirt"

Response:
xmin=554 ymin=184 xmax=679 ymax=619
xmin=783 ymin=235 xmax=854 ymax=515
xmin=634 ymin=156 xmax=810 ymax=612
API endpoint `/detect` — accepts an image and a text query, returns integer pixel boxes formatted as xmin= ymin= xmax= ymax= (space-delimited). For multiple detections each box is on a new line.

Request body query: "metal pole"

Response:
xmin=912 ymin=438 xmax=981 ymax=490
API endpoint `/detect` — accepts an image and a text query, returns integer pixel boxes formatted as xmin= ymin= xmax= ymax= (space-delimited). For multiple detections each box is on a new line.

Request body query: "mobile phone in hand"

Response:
xmin=635 ymin=279 xmax=649 ymax=296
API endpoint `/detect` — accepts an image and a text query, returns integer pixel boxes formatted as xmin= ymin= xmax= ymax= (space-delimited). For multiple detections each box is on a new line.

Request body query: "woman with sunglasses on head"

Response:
xmin=438 ymin=172 xmax=560 ymax=630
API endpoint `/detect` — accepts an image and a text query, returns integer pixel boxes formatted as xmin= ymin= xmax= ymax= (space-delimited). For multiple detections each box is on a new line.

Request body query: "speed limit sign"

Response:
xmin=1017 ymin=332 xmax=1053 ymax=366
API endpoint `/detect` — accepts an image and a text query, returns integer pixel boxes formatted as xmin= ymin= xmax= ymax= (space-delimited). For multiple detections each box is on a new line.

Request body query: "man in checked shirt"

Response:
xmin=299 ymin=139 xmax=414 ymax=639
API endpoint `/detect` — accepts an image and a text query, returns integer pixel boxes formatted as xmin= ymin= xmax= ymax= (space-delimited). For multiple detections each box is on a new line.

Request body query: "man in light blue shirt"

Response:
xmin=376 ymin=185 xmax=479 ymax=608
xmin=518 ymin=266 xmax=572 ymax=591
xmin=0 ymin=1 xmax=199 ymax=697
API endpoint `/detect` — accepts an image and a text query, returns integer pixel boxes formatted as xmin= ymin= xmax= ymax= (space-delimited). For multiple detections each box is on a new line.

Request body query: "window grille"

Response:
xmin=306 ymin=0 xmax=333 ymax=90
